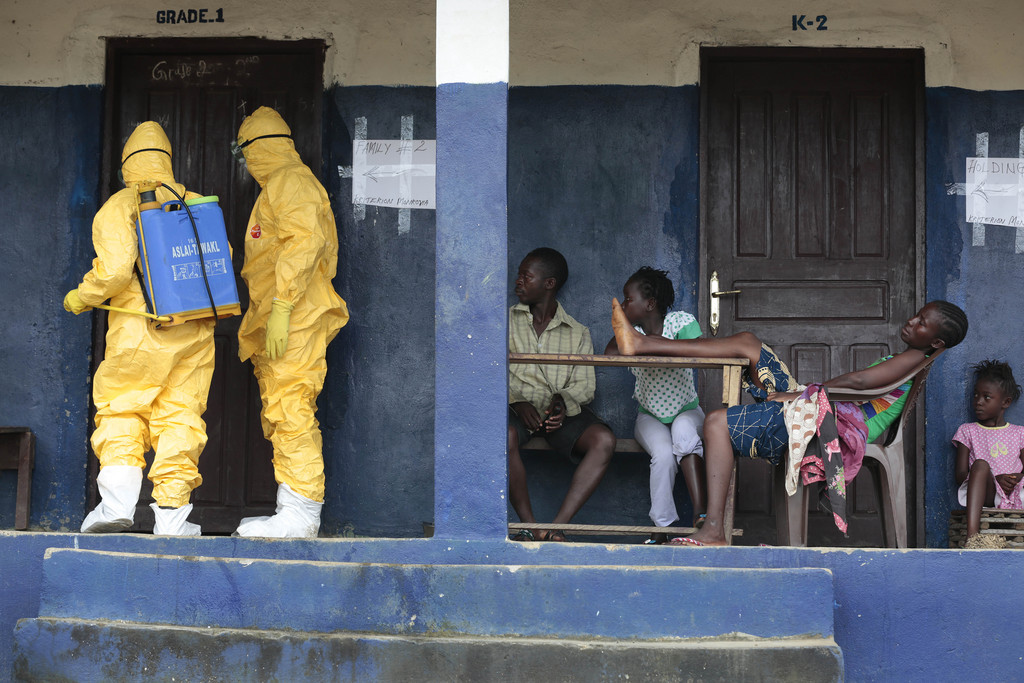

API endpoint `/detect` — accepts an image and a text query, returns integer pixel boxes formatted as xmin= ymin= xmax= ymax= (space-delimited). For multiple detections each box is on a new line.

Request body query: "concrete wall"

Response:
xmin=0 ymin=0 xmax=436 ymax=87
xmin=508 ymin=0 xmax=1022 ymax=89
xmin=2 ymin=3 xmax=1024 ymax=682
xmin=0 ymin=2 xmax=1019 ymax=528
xmin=0 ymin=85 xmax=101 ymax=529
xmin=924 ymin=88 xmax=1024 ymax=546
xmin=3 ymin=0 xmax=1019 ymax=88
xmin=322 ymin=85 xmax=437 ymax=536
xmin=1 ymin=0 xmax=1023 ymax=542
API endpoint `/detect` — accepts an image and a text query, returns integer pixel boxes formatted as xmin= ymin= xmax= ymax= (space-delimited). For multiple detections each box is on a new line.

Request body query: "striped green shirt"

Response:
xmin=508 ymin=302 xmax=595 ymax=417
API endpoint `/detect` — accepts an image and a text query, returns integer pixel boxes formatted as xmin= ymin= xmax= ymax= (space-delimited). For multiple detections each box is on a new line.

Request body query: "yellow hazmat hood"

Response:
xmin=237 ymin=106 xmax=303 ymax=186
xmin=120 ymin=122 xmax=176 ymax=186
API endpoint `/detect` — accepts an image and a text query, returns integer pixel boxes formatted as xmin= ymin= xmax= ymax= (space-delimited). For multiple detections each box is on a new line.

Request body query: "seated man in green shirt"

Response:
xmin=508 ymin=248 xmax=616 ymax=542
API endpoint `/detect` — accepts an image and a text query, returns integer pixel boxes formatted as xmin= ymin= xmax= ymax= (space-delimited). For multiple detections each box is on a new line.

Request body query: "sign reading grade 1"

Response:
xmin=157 ymin=8 xmax=224 ymax=23
xmin=352 ymin=140 xmax=436 ymax=209
xmin=966 ymin=157 xmax=1024 ymax=228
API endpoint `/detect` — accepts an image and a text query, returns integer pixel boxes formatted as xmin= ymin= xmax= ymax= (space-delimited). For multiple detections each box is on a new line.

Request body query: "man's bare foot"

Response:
xmin=612 ymin=297 xmax=641 ymax=355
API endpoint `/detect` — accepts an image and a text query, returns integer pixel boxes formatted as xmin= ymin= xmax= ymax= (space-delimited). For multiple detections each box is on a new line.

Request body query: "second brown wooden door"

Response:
xmin=700 ymin=48 xmax=923 ymax=546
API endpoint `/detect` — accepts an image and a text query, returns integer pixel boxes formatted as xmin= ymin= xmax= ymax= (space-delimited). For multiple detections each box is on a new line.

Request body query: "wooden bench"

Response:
xmin=509 ymin=353 xmax=747 ymax=543
xmin=512 ymin=435 xmax=742 ymax=539
xmin=0 ymin=427 xmax=35 ymax=530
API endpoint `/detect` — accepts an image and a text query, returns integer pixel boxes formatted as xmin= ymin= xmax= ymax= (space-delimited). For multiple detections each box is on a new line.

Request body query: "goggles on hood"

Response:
xmin=118 ymin=147 xmax=170 ymax=186
xmin=230 ymin=134 xmax=292 ymax=162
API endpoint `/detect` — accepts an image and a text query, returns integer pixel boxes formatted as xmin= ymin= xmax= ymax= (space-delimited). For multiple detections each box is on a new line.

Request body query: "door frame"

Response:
xmin=101 ymin=37 xmax=325 ymax=199
xmin=697 ymin=46 xmax=927 ymax=544
xmin=87 ymin=37 xmax=326 ymax=514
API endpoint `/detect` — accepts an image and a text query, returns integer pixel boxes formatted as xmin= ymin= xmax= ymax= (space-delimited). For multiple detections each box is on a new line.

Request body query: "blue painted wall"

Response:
xmin=0 ymin=83 xmax=706 ymax=537
xmin=321 ymin=85 xmax=437 ymax=537
xmin=0 ymin=84 xmax=441 ymax=537
xmin=6 ymin=82 xmax=1024 ymax=549
xmin=924 ymin=87 xmax=1024 ymax=547
xmin=0 ymin=85 xmax=101 ymax=530
xmin=507 ymin=85 xmax=702 ymax=527
xmin=3 ymin=74 xmax=1024 ymax=683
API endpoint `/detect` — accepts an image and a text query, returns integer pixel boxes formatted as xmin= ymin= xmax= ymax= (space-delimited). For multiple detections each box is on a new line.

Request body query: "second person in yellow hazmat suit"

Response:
xmin=63 ymin=122 xmax=215 ymax=536
xmin=233 ymin=106 xmax=349 ymax=538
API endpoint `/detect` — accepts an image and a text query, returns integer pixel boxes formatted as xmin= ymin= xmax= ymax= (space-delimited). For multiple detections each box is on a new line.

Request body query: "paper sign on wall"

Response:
xmin=352 ymin=140 xmax=436 ymax=209
xmin=966 ymin=157 xmax=1024 ymax=228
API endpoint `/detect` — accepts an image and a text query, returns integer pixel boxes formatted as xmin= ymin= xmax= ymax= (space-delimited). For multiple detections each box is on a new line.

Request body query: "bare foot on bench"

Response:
xmin=612 ymin=297 xmax=641 ymax=356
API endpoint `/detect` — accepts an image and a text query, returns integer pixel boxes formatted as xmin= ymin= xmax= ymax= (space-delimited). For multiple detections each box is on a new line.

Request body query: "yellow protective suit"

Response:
xmin=77 ymin=122 xmax=215 ymax=508
xmin=237 ymin=107 xmax=349 ymax=503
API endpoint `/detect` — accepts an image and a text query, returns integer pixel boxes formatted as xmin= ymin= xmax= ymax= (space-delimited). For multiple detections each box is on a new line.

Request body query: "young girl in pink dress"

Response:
xmin=954 ymin=360 xmax=1024 ymax=542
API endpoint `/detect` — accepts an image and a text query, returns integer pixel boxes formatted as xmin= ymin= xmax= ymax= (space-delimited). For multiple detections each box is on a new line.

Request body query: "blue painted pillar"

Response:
xmin=433 ymin=1 xmax=509 ymax=539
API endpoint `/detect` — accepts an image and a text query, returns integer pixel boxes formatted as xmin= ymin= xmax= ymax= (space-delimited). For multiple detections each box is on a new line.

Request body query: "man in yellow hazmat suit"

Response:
xmin=233 ymin=106 xmax=349 ymax=538
xmin=63 ymin=122 xmax=214 ymax=536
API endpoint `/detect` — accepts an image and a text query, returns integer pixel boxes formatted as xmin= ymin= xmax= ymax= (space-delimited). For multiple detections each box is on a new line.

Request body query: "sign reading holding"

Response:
xmin=966 ymin=157 xmax=1024 ymax=227
xmin=352 ymin=140 xmax=436 ymax=210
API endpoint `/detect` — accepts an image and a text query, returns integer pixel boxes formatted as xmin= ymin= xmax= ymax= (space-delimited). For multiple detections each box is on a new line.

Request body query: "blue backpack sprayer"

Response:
xmin=105 ymin=181 xmax=241 ymax=326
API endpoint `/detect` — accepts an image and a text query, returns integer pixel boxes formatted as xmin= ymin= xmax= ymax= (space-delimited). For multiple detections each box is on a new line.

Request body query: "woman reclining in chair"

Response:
xmin=611 ymin=300 xmax=968 ymax=546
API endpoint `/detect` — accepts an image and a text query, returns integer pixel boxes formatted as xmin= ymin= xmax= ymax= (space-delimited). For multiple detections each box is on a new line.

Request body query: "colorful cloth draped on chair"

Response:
xmin=784 ymin=384 xmax=868 ymax=534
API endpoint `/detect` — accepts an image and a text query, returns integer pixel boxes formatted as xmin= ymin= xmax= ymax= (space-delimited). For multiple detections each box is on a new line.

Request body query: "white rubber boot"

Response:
xmin=234 ymin=483 xmax=322 ymax=538
xmin=81 ymin=465 xmax=143 ymax=533
xmin=151 ymin=502 xmax=201 ymax=536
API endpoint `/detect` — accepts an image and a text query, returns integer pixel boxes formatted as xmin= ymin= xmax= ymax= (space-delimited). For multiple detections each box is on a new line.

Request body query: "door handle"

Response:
xmin=709 ymin=271 xmax=741 ymax=336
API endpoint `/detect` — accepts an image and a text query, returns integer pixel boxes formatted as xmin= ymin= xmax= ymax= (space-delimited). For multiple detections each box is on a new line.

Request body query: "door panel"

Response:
xmin=94 ymin=39 xmax=324 ymax=533
xmin=701 ymin=48 xmax=922 ymax=546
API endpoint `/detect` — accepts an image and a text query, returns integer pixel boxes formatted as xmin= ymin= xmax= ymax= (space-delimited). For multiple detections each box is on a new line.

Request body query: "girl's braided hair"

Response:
xmin=931 ymin=300 xmax=969 ymax=349
xmin=628 ymin=267 xmax=675 ymax=317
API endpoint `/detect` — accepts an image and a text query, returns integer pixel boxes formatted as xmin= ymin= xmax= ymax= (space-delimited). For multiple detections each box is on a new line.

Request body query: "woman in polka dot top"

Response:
xmin=605 ymin=267 xmax=706 ymax=544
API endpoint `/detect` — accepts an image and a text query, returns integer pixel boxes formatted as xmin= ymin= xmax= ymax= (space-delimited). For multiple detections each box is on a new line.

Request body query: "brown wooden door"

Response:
xmin=700 ymin=48 xmax=923 ymax=546
xmin=94 ymin=38 xmax=325 ymax=533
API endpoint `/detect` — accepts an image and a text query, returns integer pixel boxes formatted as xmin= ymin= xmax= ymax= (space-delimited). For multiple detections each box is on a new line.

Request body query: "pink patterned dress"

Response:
xmin=953 ymin=422 xmax=1024 ymax=509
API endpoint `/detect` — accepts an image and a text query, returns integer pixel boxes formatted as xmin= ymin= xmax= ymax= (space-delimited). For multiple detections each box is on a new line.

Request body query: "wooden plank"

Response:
xmin=509 ymin=522 xmax=743 ymax=537
xmin=509 ymin=352 xmax=747 ymax=369
xmin=523 ymin=437 xmax=643 ymax=453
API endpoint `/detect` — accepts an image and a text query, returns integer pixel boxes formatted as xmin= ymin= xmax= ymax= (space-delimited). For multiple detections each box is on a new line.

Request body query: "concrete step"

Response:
xmin=14 ymin=549 xmax=844 ymax=680
xmin=15 ymin=617 xmax=843 ymax=682
xmin=32 ymin=548 xmax=837 ymax=640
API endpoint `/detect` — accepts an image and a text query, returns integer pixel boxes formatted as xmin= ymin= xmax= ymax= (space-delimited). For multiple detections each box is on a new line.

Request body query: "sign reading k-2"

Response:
xmin=792 ymin=15 xmax=828 ymax=30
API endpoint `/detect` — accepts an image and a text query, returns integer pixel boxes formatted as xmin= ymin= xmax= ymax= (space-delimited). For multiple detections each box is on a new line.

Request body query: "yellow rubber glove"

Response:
xmin=265 ymin=298 xmax=294 ymax=360
xmin=63 ymin=288 xmax=92 ymax=315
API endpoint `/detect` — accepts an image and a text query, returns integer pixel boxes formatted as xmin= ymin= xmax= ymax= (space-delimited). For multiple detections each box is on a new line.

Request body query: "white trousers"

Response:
xmin=634 ymin=408 xmax=705 ymax=527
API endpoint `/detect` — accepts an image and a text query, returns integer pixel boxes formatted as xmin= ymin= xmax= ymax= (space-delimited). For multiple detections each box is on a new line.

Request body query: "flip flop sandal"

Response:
xmin=644 ymin=532 xmax=668 ymax=545
xmin=540 ymin=529 xmax=567 ymax=542
xmin=694 ymin=514 xmax=707 ymax=530
xmin=510 ymin=529 xmax=535 ymax=541
xmin=667 ymin=537 xmax=705 ymax=547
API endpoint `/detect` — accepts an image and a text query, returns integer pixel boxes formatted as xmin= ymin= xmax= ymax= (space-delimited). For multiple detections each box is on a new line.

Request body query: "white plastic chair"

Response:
xmin=774 ymin=349 xmax=944 ymax=548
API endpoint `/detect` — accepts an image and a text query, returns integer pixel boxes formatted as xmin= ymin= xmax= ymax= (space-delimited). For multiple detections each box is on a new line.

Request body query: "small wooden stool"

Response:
xmin=949 ymin=508 xmax=1024 ymax=548
xmin=0 ymin=427 xmax=35 ymax=530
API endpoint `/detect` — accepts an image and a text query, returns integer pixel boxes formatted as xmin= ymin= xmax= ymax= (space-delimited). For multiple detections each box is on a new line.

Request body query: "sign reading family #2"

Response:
xmin=352 ymin=140 xmax=436 ymax=210
xmin=966 ymin=157 xmax=1024 ymax=228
